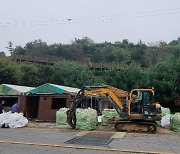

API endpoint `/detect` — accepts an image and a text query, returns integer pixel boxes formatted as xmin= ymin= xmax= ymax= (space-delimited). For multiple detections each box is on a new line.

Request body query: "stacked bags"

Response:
xmin=75 ymin=108 xmax=97 ymax=130
xmin=56 ymin=108 xmax=98 ymax=130
xmin=56 ymin=108 xmax=68 ymax=125
xmin=171 ymin=113 xmax=180 ymax=132
xmin=156 ymin=107 xmax=171 ymax=127
xmin=0 ymin=112 xmax=28 ymax=128
xmin=101 ymin=109 xmax=121 ymax=126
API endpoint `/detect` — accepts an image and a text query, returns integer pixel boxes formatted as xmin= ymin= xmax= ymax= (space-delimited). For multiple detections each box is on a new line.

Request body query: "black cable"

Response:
xmin=0 ymin=8 xmax=180 ymax=28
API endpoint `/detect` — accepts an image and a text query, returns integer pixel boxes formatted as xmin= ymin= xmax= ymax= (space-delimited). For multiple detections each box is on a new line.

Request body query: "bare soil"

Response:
xmin=26 ymin=121 xmax=179 ymax=136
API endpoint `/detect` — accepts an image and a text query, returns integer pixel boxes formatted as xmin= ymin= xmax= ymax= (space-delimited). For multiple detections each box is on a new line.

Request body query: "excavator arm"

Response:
xmin=82 ymin=87 xmax=125 ymax=110
xmin=67 ymin=85 xmax=127 ymax=129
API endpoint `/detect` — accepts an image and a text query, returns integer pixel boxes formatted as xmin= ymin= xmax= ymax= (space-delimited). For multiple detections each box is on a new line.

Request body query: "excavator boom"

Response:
xmin=67 ymin=85 xmax=128 ymax=128
xmin=82 ymin=87 xmax=124 ymax=110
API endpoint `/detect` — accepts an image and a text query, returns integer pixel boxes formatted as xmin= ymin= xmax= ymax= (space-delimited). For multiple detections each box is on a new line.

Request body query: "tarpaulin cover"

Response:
xmin=56 ymin=108 xmax=68 ymax=125
xmin=0 ymin=112 xmax=28 ymax=128
xmin=0 ymin=84 xmax=34 ymax=95
xmin=161 ymin=114 xmax=171 ymax=128
xmin=0 ymin=84 xmax=11 ymax=94
xmin=27 ymin=83 xmax=79 ymax=94
xmin=102 ymin=109 xmax=121 ymax=126
xmin=75 ymin=108 xmax=97 ymax=130
xmin=171 ymin=113 xmax=180 ymax=132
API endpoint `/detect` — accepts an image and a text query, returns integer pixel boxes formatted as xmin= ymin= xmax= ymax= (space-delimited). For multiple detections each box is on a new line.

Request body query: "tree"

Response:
xmin=0 ymin=52 xmax=6 ymax=57
xmin=130 ymin=48 xmax=146 ymax=65
xmin=169 ymin=37 xmax=180 ymax=45
xmin=148 ymin=56 xmax=180 ymax=108
xmin=52 ymin=61 xmax=95 ymax=87
xmin=12 ymin=46 xmax=26 ymax=55
xmin=37 ymin=65 xmax=54 ymax=85
xmin=103 ymin=64 xmax=148 ymax=91
xmin=19 ymin=64 xmax=40 ymax=86
xmin=0 ymin=58 xmax=20 ymax=84
xmin=24 ymin=39 xmax=49 ymax=56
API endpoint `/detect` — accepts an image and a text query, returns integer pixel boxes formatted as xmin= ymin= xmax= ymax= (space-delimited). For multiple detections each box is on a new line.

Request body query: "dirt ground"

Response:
xmin=26 ymin=121 xmax=179 ymax=136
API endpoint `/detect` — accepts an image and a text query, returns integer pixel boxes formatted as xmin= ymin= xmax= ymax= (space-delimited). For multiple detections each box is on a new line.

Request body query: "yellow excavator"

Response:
xmin=67 ymin=85 xmax=161 ymax=132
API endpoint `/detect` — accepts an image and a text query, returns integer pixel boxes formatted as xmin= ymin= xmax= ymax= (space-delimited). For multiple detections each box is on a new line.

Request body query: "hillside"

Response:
xmin=0 ymin=37 xmax=180 ymax=110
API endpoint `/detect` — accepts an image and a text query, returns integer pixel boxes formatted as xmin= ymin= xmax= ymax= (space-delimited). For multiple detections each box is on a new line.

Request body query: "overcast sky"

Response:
xmin=0 ymin=0 xmax=180 ymax=56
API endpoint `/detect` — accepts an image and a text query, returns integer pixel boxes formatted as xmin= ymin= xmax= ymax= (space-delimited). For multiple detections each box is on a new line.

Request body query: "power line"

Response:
xmin=0 ymin=8 xmax=180 ymax=28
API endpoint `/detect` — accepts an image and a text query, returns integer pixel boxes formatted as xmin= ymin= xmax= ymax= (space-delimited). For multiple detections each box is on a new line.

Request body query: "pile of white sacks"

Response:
xmin=0 ymin=112 xmax=28 ymax=128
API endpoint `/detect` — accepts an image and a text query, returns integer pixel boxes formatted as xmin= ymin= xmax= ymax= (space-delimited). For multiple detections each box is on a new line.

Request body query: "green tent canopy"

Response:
xmin=27 ymin=83 xmax=80 ymax=95
xmin=0 ymin=84 xmax=34 ymax=95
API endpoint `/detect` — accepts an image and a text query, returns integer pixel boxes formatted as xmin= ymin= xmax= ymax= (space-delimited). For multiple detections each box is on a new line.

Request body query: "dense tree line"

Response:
xmin=10 ymin=37 xmax=180 ymax=68
xmin=0 ymin=37 xmax=180 ymax=111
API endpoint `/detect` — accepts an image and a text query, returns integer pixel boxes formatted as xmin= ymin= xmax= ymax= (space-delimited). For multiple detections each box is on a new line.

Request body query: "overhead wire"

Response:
xmin=0 ymin=8 xmax=180 ymax=28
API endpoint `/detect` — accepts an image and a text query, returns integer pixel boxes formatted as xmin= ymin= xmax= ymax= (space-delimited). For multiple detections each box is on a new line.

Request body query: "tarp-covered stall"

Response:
xmin=0 ymin=84 xmax=34 ymax=112
xmin=24 ymin=83 xmax=80 ymax=121
xmin=0 ymin=84 xmax=34 ymax=95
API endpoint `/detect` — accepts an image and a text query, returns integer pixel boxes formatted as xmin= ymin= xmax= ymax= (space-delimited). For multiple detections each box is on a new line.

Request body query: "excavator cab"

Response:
xmin=129 ymin=89 xmax=161 ymax=121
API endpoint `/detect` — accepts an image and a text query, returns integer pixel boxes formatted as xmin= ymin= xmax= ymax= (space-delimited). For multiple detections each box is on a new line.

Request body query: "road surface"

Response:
xmin=0 ymin=127 xmax=179 ymax=154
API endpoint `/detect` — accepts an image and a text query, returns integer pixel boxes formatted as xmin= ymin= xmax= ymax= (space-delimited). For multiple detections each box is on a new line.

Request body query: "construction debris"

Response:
xmin=156 ymin=107 xmax=171 ymax=127
xmin=161 ymin=107 xmax=171 ymax=116
xmin=171 ymin=113 xmax=180 ymax=132
xmin=56 ymin=108 xmax=68 ymax=125
xmin=101 ymin=109 xmax=121 ymax=126
xmin=0 ymin=112 xmax=28 ymax=128
xmin=75 ymin=108 xmax=97 ymax=130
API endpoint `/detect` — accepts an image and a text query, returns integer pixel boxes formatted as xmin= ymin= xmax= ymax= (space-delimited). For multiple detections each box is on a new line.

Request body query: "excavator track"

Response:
xmin=68 ymin=109 xmax=157 ymax=133
xmin=114 ymin=120 xmax=156 ymax=133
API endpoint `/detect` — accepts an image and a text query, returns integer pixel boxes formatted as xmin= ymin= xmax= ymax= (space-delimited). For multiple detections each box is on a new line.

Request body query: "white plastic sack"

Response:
xmin=0 ymin=112 xmax=28 ymax=128
xmin=98 ymin=115 xmax=102 ymax=123
xmin=161 ymin=113 xmax=171 ymax=128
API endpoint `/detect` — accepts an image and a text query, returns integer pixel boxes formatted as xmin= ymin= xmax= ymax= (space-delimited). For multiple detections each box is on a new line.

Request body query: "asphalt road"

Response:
xmin=0 ymin=127 xmax=179 ymax=154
